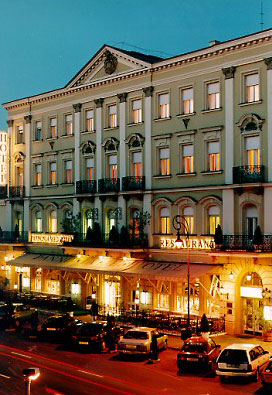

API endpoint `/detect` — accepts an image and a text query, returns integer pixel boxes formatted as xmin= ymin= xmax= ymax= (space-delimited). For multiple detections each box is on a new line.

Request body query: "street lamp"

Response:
xmin=173 ymin=215 xmax=191 ymax=328
xmin=22 ymin=368 xmax=40 ymax=395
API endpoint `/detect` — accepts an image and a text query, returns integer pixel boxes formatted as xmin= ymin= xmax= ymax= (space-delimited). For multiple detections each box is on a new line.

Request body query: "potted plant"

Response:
xmin=214 ymin=224 xmax=223 ymax=249
xmin=262 ymin=318 xmax=272 ymax=342
xmin=253 ymin=225 xmax=263 ymax=252
xmin=200 ymin=313 xmax=210 ymax=339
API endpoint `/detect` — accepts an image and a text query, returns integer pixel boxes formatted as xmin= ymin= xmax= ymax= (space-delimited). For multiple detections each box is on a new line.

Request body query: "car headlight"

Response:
xmin=137 ymin=345 xmax=147 ymax=352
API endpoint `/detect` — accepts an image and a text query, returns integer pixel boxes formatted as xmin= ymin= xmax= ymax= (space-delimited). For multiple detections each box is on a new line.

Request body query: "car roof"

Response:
xmin=224 ymin=343 xmax=260 ymax=351
xmin=185 ymin=336 xmax=210 ymax=344
xmin=127 ymin=327 xmax=154 ymax=332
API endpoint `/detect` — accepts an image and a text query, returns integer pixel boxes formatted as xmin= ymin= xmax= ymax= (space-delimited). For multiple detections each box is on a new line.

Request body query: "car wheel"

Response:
xmin=253 ymin=368 xmax=260 ymax=382
xmin=219 ymin=376 xmax=226 ymax=383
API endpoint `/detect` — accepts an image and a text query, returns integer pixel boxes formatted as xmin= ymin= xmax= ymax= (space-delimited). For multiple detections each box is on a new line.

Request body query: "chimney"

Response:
xmin=209 ymin=40 xmax=221 ymax=47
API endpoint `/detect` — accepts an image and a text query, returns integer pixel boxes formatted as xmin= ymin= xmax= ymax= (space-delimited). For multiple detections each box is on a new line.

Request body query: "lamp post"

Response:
xmin=173 ymin=215 xmax=191 ymax=328
xmin=22 ymin=368 xmax=40 ymax=395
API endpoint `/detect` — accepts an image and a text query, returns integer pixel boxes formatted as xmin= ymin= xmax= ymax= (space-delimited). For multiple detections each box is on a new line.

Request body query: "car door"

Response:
xmin=208 ymin=339 xmax=216 ymax=362
xmin=257 ymin=346 xmax=269 ymax=367
xmin=153 ymin=331 xmax=163 ymax=350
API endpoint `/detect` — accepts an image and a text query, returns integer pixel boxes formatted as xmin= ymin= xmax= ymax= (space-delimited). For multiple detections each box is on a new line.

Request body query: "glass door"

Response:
xmin=243 ymin=298 xmax=263 ymax=335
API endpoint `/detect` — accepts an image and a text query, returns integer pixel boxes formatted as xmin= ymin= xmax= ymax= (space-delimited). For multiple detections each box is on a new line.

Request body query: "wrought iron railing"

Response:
xmin=122 ymin=176 xmax=145 ymax=191
xmin=66 ymin=231 xmax=148 ymax=248
xmin=98 ymin=178 xmax=120 ymax=193
xmin=0 ymin=231 xmax=28 ymax=243
xmin=233 ymin=165 xmax=265 ymax=184
xmin=9 ymin=186 xmax=25 ymax=198
xmin=218 ymin=234 xmax=272 ymax=252
xmin=0 ymin=185 xmax=7 ymax=199
xmin=76 ymin=180 xmax=97 ymax=194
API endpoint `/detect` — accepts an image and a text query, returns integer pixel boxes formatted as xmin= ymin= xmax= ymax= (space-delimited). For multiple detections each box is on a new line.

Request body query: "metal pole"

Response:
xmin=187 ymin=234 xmax=190 ymax=328
xmin=25 ymin=378 xmax=31 ymax=395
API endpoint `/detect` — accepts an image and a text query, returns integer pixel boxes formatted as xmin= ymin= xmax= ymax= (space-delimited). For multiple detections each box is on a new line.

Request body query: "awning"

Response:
xmin=9 ymin=254 xmax=220 ymax=281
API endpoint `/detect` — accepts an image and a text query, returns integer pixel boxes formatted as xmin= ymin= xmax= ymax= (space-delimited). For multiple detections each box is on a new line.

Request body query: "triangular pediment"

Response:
xmin=66 ymin=45 xmax=160 ymax=88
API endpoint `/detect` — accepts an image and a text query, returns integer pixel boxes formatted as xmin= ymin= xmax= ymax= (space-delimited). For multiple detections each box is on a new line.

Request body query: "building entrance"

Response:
xmin=243 ymin=298 xmax=263 ymax=335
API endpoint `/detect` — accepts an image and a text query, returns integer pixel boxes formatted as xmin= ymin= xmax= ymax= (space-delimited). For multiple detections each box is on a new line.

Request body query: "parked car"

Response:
xmin=177 ymin=336 xmax=221 ymax=373
xmin=216 ymin=343 xmax=270 ymax=383
xmin=117 ymin=327 xmax=167 ymax=356
xmin=42 ymin=314 xmax=82 ymax=341
xmin=0 ymin=303 xmax=32 ymax=329
xmin=261 ymin=359 xmax=272 ymax=389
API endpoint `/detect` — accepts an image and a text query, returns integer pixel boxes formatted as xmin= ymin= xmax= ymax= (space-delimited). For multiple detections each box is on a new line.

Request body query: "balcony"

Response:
xmin=0 ymin=231 xmax=28 ymax=243
xmin=217 ymin=234 xmax=272 ymax=252
xmin=76 ymin=180 xmax=97 ymax=194
xmin=122 ymin=176 xmax=145 ymax=191
xmin=9 ymin=186 xmax=25 ymax=198
xmin=233 ymin=165 xmax=265 ymax=184
xmin=98 ymin=178 xmax=120 ymax=193
xmin=65 ymin=231 xmax=148 ymax=248
xmin=0 ymin=185 xmax=7 ymax=199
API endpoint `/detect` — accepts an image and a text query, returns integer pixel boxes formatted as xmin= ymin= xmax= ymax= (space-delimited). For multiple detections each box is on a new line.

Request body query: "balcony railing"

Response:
xmin=122 ymin=176 xmax=145 ymax=191
xmin=64 ymin=232 xmax=148 ymax=248
xmin=0 ymin=185 xmax=7 ymax=199
xmin=76 ymin=180 xmax=97 ymax=194
xmin=233 ymin=165 xmax=265 ymax=184
xmin=9 ymin=186 xmax=25 ymax=198
xmin=218 ymin=234 xmax=272 ymax=252
xmin=98 ymin=178 xmax=120 ymax=193
xmin=0 ymin=231 xmax=28 ymax=243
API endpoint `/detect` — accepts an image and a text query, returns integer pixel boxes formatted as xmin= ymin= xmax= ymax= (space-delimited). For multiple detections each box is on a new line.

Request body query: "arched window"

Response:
xmin=208 ymin=206 xmax=220 ymax=235
xmin=129 ymin=209 xmax=140 ymax=238
xmin=160 ymin=207 xmax=170 ymax=234
xmin=35 ymin=211 xmax=42 ymax=233
xmin=15 ymin=212 xmax=23 ymax=234
xmin=244 ymin=206 xmax=258 ymax=238
xmin=183 ymin=207 xmax=194 ymax=234
xmin=85 ymin=210 xmax=93 ymax=232
xmin=245 ymin=136 xmax=260 ymax=170
xmin=49 ymin=210 xmax=57 ymax=233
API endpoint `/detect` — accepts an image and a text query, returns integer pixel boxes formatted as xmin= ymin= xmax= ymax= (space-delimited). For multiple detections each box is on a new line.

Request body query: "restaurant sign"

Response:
xmin=160 ymin=236 xmax=215 ymax=250
xmin=30 ymin=233 xmax=74 ymax=245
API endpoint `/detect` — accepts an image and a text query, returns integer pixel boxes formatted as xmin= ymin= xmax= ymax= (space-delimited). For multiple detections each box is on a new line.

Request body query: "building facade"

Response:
xmin=1 ymin=29 xmax=272 ymax=336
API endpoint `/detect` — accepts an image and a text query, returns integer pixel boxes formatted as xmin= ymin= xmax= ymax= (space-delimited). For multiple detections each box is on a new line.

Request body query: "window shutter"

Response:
xmin=245 ymin=136 xmax=259 ymax=150
xmin=208 ymin=141 xmax=220 ymax=154
xmin=133 ymin=151 xmax=142 ymax=163
xmin=160 ymin=208 xmax=170 ymax=217
xmin=182 ymin=88 xmax=193 ymax=100
xmin=66 ymin=114 xmax=72 ymax=122
xmin=86 ymin=110 xmax=93 ymax=119
xmin=132 ymin=100 xmax=141 ymax=110
xmin=208 ymin=82 xmax=219 ymax=94
xmin=86 ymin=158 xmax=94 ymax=168
xmin=159 ymin=93 xmax=169 ymax=105
xmin=36 ymin=164 xmax=41 ymax=173
xmin=246 ymin=206 xmax=258 ymax=218
xmin=183 ymin=206 xmax=194 ymax=216
xmin=65 ymin=160 xmax=72 ymax=170
xmin=208 ymin=206 xmax=220 ymax=216
xmin=160 ymin=148 xmax=169 ymax=159
xmin=36 ymin=121 xmax=42 ymax=129
xmin=50 ymin=162 xmax=56 ymax=171
xmin=183 ymin=145 xmax=193 ymax=157
xmin=50 ymin=118 xmax=56 ymax=126
xmin=109 ymin=155 xmax=117 ymax=165
xmin=246 ymin=74 xmax=259 ymax=86
xmin=109 ymin=105 xmax=116 ymax=115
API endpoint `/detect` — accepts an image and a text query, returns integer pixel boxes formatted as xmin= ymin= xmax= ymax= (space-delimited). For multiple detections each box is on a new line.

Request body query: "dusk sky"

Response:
xmin=0 ymin=0 xmax=271 ymax=129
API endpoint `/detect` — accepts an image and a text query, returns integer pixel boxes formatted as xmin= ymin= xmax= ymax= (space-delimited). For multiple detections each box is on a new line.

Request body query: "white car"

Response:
xmin=117 ymin=327 xmax=167 ymax=355
xmin=216 ymin=343 xmax=270 ymax=382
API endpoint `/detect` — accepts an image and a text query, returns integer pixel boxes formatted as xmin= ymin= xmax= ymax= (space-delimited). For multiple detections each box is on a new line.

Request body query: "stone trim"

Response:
xmin=117 ymin=93 xmax=128 ymax=103
xmin=222 ymin=66 xmax=236 ymax=79
xmin=94 ymin=98 xmax=104 ymax=108
xmin=73 ymin=103 xmax=82 ymax=113
xmin=7 ymin=120 xmax=13 ymax=127
xmin=24 ymin=115 xmax=32 ymax=124
xmin=264 ymin=57 xmax=272 ymax=70
xmin=143 ymin=86 xmax=154 ymax=97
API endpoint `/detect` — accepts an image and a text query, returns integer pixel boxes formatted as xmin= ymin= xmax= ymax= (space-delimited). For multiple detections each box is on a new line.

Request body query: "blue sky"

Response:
xmin=0 ymin=0 xmax=271 ymax=129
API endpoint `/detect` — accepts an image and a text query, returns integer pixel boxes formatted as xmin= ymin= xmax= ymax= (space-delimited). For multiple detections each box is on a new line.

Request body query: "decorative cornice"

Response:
xmin=94 ymin=98 xmax=104 ymax=108
xmin=264 ymin=57 xmax=272 ymax=70
xmin=24 ymin=115 xmax=32 ymax=124
xmin=182 ymin=118 xmax=190 ymax=129
xmin=143 ymin=86 xmax=154 ymax=97
xmin=117 ymin=92 xmax=128 ymax=103
xmin=7 ymin=120 xmax=13 ymax=127
xmin=73 ymin=103 xmax=82 ymax=113
xmin=222 ymin=66 xmax=236 ymax=79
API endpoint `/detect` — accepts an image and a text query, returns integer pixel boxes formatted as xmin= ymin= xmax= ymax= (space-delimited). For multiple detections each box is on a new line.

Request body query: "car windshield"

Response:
xmin=181 ymin=343 xmax=207 ymax=353
xmin=46 ymin=318 xmax=65 ymax=327
xmin=218 ymin=349 xmax=248 ymax=364
xmin=123 ymin=331 xmax=148 ymax=340
xmin=78 ymin=324 xmax=103 ymax=336
xmin=0 ymin=305 xmax=8 ymax=315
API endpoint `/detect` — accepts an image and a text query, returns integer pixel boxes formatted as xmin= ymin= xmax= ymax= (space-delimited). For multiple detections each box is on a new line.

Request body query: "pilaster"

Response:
xmin=6 ymin=120 xmax=13 ymax=196
xmin=94 ymin=197 xmax=103 ymax=228
xmin=264 ymin=187 xmax=272 ymax=233
xmin=265 ymin=58 xmax=272 ymax=181
xmin=222 ymin=189 xmax=234 ymax=234
xmin=143 ymin=87 xmax=153 ymax=190
xmin=24 ymin=115 xmax=31 ymax=196
xmin=95 ymin=98 xmax=104 ymax=180
xmin=118 ymin=93 xmax=127 ymax=190
xmin=117 ymin=196 xmax=126 ymax=230
xmin=23 ymin=200 xmax=30 ymax=235
xmin=73 ymin=103 xmax=82 ymax=192
xmin=143 ymin=192 xmax=152 ymax=246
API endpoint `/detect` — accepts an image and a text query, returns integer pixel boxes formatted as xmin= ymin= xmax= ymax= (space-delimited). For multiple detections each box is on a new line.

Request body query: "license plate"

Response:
xmin=79 ymin=341 xmax=89 ymax=345
xmin=47 ymin=328 xmax=56 ymax=331
xmin=187 ymin=358 xmax=198 ymax=361
xmin=227 ymin=364 xmax=239 ymax=368
xmin=126 ymin=345 xmax=136 ymax=350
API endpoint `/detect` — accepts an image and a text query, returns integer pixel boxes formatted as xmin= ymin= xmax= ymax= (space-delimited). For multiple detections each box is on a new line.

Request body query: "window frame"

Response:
xmin=48 ymin=161 xmax=57 ymax=185
xmin=130 ymin=150 xmax=143 ymax=177
xmin=131 ymin=98 xmax=143 ymax=124
xmin=180 ymin=86 xmax=194 ymax=115
xmin=205 ymin=80 xmax=220 ymax=110
xmin=107 ymin=103 xmax=118 ymax=128
xmin=34 ymin=120 xmax=42 ymax=141
xmin=85 ymin=156 xmax=95 ymax=180
xmin=85 ymin=108 xmax=95 ymax=132
xmin=158 ymin=146 xmax=170 ymax=176
xmin=64 ymin=114 xmax=73 ymax=136
xmin=16 ymin=125 xmax=24 ymax=144
xmin=180 ymin=143 xmax=194 ymax=174
xmin=34 ymin=163 xmax=42 ymax=186
xmin=242 ymin=70 xmax=260 ymax=104
xmin=49 ymin=117 xmax=57 ymax=138
xmin=160 ymin=207 xmax=171 ymax=235
xmin=206 ymin=140 xmax=221 ymax=172
xmin=63 ymin=159 xmax=73 ymax=184
xmin=157 ymin=92 xmax=170 ymax=119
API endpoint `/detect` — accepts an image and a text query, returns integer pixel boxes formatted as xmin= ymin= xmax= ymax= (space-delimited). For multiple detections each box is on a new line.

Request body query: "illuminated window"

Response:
xmin=208 ymin=206 xmax=220 ymax=235
xmin=49 ymin=210 xmax=57 ymax=233
xmin=108 ymin=105 xmax=117 ymax=128
xmin=17 ymin=125 xmax=24 ymax=144
xmin=245 ymin=74 xmax=259 ymax=103
xmin=159 ymin=147 xmax=170 ymax=175
xmin=64 ymin=160 xmax=72 ymax=183
xmin=207 ymin=141 xmax=220 ymax=171
xmin=49 ymin=162 xmax=56 ymax=185
xmin=35 ymin=121 xmax=42 ymax=141
xmin=85 ymin=211 xmax=93 ymax=232
xmin=35 ymin=211 xmax=42 ymax=233
xmin=65 ymin=114 xmax=73 ymax=136
xmin=71 ymin=282 xmax=81 ymax=295
xmin=158 ymin=93 xmax=170 ymax=119
xmin=207 ymin=82 xmax=220 ymax=110
xmin=131 ymin=151 xmax=142 ymax=177
xmin=157 ymin=294 xmax=169 ymax=309
xmin=245 ymin=136 xmax=260 ymax=170
xmin=140 ymin=291 xmax=151 ymax=305
xmin=86 ymin=157 xmax=95 ymax=180
xmin=182 ymin=88 xmax=194 ymax=114
xmin=183 ymin=206 xmax=194 ymax=234
xmin=182 ymin=145 xmax=194 ymax=173
xmin=108 ymin=154 xmax=117 ymax=179
xmin=245 ymin=206 xmax=258 ymax=238
xmin=34 ymin=164 xmax=42 ymax=186
xmin=160 ymin=207 xmax=170 ymax=234
xmin=132 ymin=99 xmax=142 ymax=124
xmin=50 ymin=118 xmax=57 ymax=138
xmin=86 ymin=110 xmax=94 ymax=132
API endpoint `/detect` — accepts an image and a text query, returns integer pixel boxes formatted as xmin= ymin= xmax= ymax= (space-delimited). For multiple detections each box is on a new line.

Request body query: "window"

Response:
xmin=160 ymin=207 xmax=170 ymax=234
xmin=50 ymin=118 xmax=57 ymax=138
xmin=245 ymin=136 xmax=260 ymax=170
xmin=207 ymin=82 xmax=220 ymax=110
xmin=49 ymin=162 xmax=57 ymax=185
xmin=86 ymin=157 xmax=95 ymax=180
xmin=183 ymin=207 xmax=194 ymax=234
xmin=245 ymin=74 xmax=259 ymax=103
xmin=86 ymin=110 xmax=94 ymax=132
xmin=65 ymin=114 xmax=73 ymax=136
xmin=131 ymin=151 xmax=142 ymax=177
xmin=85 ymin=211 xmax=93 ymax=232
xmin=16 ymin=166 xmax=23 ymax=186
xmin=64 ymin=160 xmax=72 ymax=183
xmin=34 ymin=164 xmax=42 ymax=186
xmin=49 ymin=210 xmax=57 ymax=233
xmin=157 ymin=294 xmax=169 ymax=309
xmin=108 ymin=154 xmax=117 ymax=178
xmin=182 ymin=88 xmax=194 ymax=114
xmin=182 ymin=145 xmax=194 ymax=173
xmin=108 ymin=105 xmax=117 ymax=128
xmin=35 ymin=211 xmax=42 ymax=233
xmin=132 ymin=99 xmax=142 ymax=124
xmin=158 ymin=93 xmax=170 ymax=119
xmin=207 ymin=141 xmax=220 ymax=171
xmin=208 ymin=206 xmax=220 ymax=235
xmin=35 ymin=121 xmax=42 ymax=141
xmin=17 ymin=126 xmax=24 ymax=144
xmin=159 ymin=148 xmax=170 ymax=175
xmin=245 ymin=206 xmax=258 ymax=238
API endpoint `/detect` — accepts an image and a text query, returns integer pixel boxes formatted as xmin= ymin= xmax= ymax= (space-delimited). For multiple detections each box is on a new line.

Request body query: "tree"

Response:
xmin=85 ymin=226 xmax=93 ymax=241
xmin=61 ymin=213 xmax=81 ymax=234
xmin=109 ymin=226 xmax=119 ymax=245
xmin=120 ymin=226 xmax=130 ymax=247
xmin=253 ymin=225 xmax=263 ymax=246
xmin=214 ymin=224 xmax=223 ymax=245
xmin=93 ymin=222 xmax=102 ymax=245
xmin=14 ymin=224 xmax=19 ymax=239
xmin=0 ymin=226 xmax=3 ymax=239
xmin=200 ymin=313 xmax=210 ymax=333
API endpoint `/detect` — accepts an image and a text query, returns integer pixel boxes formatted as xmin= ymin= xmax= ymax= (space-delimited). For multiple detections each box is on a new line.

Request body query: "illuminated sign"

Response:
xmin=240 ymin=286 xmax=263 ymax=299
xmin=160 ymin=237 xmax=215 ymax=250
xmin=30 ymin=233 xmax=74 ymax=245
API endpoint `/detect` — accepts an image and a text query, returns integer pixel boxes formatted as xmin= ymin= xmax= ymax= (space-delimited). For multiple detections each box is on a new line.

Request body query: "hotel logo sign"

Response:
xmin=160 ymin=236 xmax=215 ymax=250
xmin=30 ymin=233 xmax=74 ymax=245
